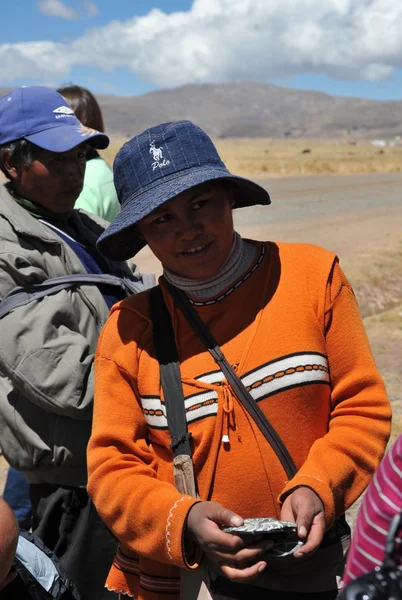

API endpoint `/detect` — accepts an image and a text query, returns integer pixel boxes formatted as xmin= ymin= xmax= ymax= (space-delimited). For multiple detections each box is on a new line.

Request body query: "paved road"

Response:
xmin=135 ymin=172 xmax=402 ymax=274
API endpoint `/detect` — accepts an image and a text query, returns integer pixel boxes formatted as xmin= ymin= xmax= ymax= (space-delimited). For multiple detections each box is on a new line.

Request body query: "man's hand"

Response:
xmin=185 ymin=501 xmax=273 ymax=581
xmin=280 ymin=487 xmax=325 ymax=558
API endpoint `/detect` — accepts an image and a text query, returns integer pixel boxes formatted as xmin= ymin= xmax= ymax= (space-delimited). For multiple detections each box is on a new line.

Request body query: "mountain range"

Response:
xmin=1 ymin=83 xmax=402 ymax=139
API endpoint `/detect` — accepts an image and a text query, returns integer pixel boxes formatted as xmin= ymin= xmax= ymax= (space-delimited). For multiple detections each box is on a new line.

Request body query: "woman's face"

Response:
xmin=138 ymin=181 xmax=235 ymax=280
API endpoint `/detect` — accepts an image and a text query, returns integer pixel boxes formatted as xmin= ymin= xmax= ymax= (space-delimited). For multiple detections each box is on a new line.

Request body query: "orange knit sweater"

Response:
xmin=87 ymin=241 xmax=391 ymax=599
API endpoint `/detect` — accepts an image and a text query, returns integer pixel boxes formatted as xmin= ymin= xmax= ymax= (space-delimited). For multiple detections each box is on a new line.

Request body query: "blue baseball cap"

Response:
xmin=97 ymin=120 xmax=271 ymax=261
xmin=0 ymin=86 xmax=109 ymax=152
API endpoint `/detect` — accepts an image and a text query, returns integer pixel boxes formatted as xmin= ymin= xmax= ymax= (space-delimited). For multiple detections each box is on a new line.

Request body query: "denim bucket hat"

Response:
xmin=97 ymin=120 xmax=271 ymax=261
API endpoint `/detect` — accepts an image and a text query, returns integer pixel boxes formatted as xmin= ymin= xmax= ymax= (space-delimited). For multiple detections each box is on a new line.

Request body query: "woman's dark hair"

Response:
xmin=0 ymin=140 xmax=40 ymax=180
xmin=57 ymin=84 xmax=105 ymax=132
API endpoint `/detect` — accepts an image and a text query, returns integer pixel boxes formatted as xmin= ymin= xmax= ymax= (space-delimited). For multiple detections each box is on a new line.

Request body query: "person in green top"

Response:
xmin=57 ymin=85 xmax=120 ymax=223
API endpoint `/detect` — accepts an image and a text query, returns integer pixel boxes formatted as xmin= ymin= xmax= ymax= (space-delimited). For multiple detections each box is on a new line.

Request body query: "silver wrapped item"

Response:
xmin=222 ymin=517 xmax=304 ymax=558
xmin=223 ymin=517 xmax=296 ymax=536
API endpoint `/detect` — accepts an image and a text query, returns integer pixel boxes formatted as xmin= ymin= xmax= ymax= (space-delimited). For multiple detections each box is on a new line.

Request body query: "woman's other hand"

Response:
xmin=280 ymin=486 xmax=325 ymax=557
xmin=185 ymin=501 xmax=273 ymax=581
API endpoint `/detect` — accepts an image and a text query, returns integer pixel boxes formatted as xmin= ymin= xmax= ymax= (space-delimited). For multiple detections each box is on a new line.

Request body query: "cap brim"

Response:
xmin=97 ymin=165 xmax=270 ymax=262
xmin=25 ymin=125 xmax=109 ymax=152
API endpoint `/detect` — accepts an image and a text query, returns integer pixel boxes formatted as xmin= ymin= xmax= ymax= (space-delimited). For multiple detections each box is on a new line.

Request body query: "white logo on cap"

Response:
xmin=149 ymin=141 xmax=170 ymax=171
xmin=53 ymin=106 xmax=74 ymax=114
xmin=53 ymin=106 xmax=75 ymax=119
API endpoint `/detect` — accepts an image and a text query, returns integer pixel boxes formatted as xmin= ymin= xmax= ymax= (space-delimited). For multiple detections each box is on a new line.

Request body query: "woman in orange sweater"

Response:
xmin=87 ymin=121 xmax=391 ymax=600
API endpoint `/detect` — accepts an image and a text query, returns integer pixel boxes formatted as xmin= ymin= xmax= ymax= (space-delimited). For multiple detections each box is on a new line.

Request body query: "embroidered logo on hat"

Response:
xmin=149 ymin=140 xmax=170 ymax=171
xmin=53 ymin=106 xmax=75 ymax=119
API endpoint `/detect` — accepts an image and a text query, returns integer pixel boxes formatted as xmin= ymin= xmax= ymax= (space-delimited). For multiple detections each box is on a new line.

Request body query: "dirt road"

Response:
xmin=135 ymin=172 xmax=402 ymax=275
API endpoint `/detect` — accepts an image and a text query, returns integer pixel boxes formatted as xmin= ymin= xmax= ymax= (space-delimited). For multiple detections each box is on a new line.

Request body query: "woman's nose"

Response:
xmin=178 ymin=215 xmax=202 ymax=239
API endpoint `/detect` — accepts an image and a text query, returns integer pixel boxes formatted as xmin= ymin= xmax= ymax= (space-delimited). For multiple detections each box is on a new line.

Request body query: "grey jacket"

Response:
xmin=0 ymin=184 xmax=145 ymax=486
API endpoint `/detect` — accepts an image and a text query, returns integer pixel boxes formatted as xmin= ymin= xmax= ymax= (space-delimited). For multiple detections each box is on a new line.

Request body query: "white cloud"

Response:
xmin=4 ymin=0 xmax=402 ymax=87
xmin=84 ymin=1 xmax=98 ymax=17
xmin=37 ymin=0 xmax=78 ymax=19
xmin=0 ymin=42 xmax=71 ymax=81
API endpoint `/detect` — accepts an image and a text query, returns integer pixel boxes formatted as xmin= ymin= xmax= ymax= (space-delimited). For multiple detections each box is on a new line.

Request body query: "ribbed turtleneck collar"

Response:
xmin=163 ymin=232 xmax=256 ymax=300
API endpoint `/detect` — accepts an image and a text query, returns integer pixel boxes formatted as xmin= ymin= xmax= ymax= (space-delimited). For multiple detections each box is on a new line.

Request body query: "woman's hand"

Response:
xmin=185 ymin=501 xmax=273 ymax=581
xmin=280 ymin=486 xmax=326 ymax=557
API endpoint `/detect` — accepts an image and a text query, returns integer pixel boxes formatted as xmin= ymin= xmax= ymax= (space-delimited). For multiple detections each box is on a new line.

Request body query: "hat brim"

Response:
xmin=25 ymin=124 xmax=109 ymax=152
xmin=97 ymin=165 xmax=271 ymax=262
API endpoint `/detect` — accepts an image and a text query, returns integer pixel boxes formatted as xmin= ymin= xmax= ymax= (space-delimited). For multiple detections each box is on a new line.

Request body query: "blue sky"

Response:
xmin=1 ymin=0 xmax=193 ymax=95
xmin=2 ymin=0 xmax=402 ymax=100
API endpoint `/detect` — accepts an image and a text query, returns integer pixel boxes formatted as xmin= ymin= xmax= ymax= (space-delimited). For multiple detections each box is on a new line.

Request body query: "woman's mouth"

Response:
xmin=178 ymin=241 xmax=213 ymax=257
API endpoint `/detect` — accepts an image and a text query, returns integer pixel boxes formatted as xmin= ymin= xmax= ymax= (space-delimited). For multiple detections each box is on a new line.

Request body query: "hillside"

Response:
xmin=93 ymin=83 xmax=402 ymax=139
xmin=1 ymin=82 xmax=402 ymax=139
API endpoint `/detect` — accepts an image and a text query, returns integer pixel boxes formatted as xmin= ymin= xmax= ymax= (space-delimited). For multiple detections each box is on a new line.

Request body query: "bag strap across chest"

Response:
xmin=150 ymin=282 xmax=297 ymax=480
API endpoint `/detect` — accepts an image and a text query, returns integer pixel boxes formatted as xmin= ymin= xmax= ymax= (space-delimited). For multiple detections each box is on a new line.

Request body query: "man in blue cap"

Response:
xmin=0 ymin=86 xmax=152 ymax=600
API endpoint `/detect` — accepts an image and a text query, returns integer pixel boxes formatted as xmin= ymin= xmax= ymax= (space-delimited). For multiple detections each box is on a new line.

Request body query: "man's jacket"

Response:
xmin=0 ymin=184 xmax=146 ymax=487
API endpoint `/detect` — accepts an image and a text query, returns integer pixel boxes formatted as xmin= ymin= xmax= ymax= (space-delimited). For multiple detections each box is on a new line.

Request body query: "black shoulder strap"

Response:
xmin=149 ymin=286 xmax=192 ymax=458
xmin=162 ymin=278 xmax=297 ymax=480
xmin=0 ymin=273 xmax=155 ymax=320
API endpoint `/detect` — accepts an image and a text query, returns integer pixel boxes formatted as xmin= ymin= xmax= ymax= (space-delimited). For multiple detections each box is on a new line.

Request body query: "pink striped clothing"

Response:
xmin=343 ymin=434 xmax=402 ymax=584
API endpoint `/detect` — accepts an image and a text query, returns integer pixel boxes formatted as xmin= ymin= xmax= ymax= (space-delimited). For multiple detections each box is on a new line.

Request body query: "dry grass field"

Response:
xmin=102 ymin=137 xmax=402 ymax=178
xmin=0 ymin=138 xmax=399 ymax=183
xmin=347 ymin=239 xmax=402 ymax=439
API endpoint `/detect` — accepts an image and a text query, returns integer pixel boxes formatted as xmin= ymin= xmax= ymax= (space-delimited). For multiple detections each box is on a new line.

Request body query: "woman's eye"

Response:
xmin=193 ymin=196 xmax=212 ymax=210
xmin=155 ymin=214 xmax=171 ymax=224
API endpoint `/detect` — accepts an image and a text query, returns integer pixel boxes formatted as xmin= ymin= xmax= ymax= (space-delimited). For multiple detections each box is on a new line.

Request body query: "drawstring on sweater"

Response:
xmin=222 ymin=383 xmax=234 ymax=444
xmin=221 ymin=380 xmax=241 ymax=444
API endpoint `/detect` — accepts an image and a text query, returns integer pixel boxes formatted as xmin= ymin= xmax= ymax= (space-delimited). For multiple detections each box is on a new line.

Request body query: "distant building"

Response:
xmin=370 ymin=140 xmax=387 ymax=147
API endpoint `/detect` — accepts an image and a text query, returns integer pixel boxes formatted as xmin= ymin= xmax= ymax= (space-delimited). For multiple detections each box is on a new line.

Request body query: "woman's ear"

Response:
xmin=2 ymin=149 xmax=20 ymax=181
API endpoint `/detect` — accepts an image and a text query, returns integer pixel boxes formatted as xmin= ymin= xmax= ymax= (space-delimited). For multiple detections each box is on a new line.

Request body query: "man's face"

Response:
xmin=14 ymin=145 xmax=86 ymax=213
